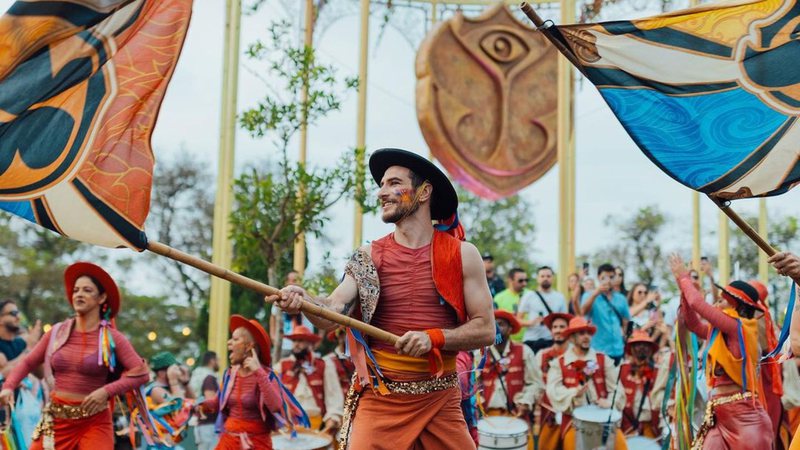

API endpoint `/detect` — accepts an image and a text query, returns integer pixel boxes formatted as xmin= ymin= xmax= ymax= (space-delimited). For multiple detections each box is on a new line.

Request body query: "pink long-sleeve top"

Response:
xmin=677 ymin=274 xmax=744 ymax=388
xmin=2 ymin=327 xmax=147 ymax=397
xmin=201 ymin=367 xmax=283 ymax=422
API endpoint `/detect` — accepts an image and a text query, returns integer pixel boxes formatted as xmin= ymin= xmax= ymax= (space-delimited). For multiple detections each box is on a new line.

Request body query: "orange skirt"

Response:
xmin=216 ymin=417 xmax=272 ymax=450
xmin=348 ymin=386 xmax=475 ymax=449
xmin=29 ymin=396 xmax=113 ymax=450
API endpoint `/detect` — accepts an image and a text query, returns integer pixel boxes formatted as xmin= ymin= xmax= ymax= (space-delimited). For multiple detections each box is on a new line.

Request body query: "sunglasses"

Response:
xmin=516 ymin=278 xmax=529 ymax=283
xmin=3 ymin=310 xmax=19 ymax=317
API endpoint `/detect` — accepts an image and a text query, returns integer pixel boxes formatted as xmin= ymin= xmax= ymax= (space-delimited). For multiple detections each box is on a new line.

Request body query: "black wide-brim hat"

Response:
xmin=369 ymin=148 xmax=458 ymax=220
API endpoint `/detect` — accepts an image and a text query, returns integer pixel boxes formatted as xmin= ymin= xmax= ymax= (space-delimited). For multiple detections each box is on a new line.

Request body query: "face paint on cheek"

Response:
xmin=395 ymin=189 xmax=413 ymax=205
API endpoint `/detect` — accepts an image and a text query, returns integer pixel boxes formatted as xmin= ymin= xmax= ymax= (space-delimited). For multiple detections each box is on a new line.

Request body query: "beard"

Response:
xmin=292 ymin=348 xmax=310 ymax=361
xmin=541 ymin=281 xmax=552 ymax=290
xmin=3 ymin=323 xmax=19 ymax=334
xmin=382 ymin=199 xmax=420 ymax=224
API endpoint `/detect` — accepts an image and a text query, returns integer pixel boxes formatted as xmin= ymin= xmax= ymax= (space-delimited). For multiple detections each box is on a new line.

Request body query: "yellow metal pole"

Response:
xmin=209 ymin=0 xmax=241 ymax=366
xmin=293 ymin=0 xmax=315 ymax=276
xmin=692 ymin=192 xmax=701 ymax=270
xmin=353 ymin=0 xmax=369 ymax=249
xmin=758 ymin=198 xmax=768 ymax=283
xmin=718 ymin=210 xmax=730 ymax=285
xmin=689 ymin=0 xmax=700 ymax=274
xmin=557 ymin=0 xmax=576 ymax=295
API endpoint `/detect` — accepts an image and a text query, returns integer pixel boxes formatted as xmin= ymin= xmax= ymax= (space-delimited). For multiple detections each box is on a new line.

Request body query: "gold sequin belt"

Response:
xmin=383 ymin=373 xmax=458 ymax=395
xmin=47 ymin=401 xmax=105 ymax=420
xmin=691 ymin=391 xmax=753 ymax=450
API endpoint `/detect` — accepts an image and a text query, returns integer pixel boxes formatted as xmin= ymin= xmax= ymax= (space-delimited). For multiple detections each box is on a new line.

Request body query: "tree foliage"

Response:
xmin=455 ymin=186 xmax=536 ymax=273
xmin=146 ymin=150 xmax=214 ymax=308
xmin=229 ymin=19 xmax=362 ymax=326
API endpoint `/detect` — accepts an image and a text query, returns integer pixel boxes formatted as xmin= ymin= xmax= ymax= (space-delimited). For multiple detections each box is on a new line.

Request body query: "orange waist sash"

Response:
xmin=373 ymin=350 xmax=456 ymax=377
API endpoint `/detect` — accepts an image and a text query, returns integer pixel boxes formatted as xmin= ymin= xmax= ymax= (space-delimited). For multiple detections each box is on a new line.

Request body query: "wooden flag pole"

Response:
xmin=708 ymin=196 xmax=778 ymax=257
xmin=519 ymin=3 xmax=588 ymax=77
xmin=146 ymin=241 xmax=399 ymax=345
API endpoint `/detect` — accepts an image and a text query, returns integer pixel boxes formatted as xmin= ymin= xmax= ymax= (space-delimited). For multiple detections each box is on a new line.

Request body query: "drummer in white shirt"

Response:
xmin=546 ymin=316 xmax=628 ymax=450
xmin=518 ymin=267 xmax=568 ymax=354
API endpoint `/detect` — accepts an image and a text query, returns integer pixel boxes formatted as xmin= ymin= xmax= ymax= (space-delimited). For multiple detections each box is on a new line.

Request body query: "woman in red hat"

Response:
xmin=669 ymin=254 xmax=772 ymax=450
xmin=198 ymin=315 xmax=304 ymax=449
xmin=0 ymin=262 xmax=149 ymax=449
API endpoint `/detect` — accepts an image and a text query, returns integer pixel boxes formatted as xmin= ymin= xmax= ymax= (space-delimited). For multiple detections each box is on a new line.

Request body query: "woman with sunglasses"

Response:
xmin=669 ymin=254 xmax=771 ymax=450
xmin=0 ymin=262 xmax=149 ymax=449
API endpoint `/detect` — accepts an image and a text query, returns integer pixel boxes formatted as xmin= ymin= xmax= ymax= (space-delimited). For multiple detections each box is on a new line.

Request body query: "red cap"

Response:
xmin=494 ymin=310 xmax=521 ymax=334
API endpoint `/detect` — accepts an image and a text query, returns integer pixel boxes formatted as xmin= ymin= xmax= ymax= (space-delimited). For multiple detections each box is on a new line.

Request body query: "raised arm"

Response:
xmin=1 ymin=329 xmax=49 ymax=392
xmin=669 ymin=254 xmax=737 ymax=337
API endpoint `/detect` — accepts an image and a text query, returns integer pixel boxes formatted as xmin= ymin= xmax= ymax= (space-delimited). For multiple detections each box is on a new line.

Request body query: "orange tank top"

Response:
xmin=370 ymin=233 xmax=458 ymax=355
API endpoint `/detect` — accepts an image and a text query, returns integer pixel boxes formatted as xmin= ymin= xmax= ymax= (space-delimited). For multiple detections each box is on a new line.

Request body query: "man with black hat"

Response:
xmin=483 ymin=253 xmax=506 ymax=297
xmin=270 ymin=148 xmax=495 ymax=449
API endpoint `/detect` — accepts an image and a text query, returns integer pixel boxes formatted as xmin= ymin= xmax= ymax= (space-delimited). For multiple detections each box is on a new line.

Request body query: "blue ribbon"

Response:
xmin=269 ymin=370 xmax=310 ymax=432
xmin=763 ymin=281 xmax=796 ymax=360
xmin=699 ymin=328 xmax=719 ymax=375
xmin=736 ymin=319 xmax=747 ymax=392
xmin=433 ymin=211 xmax=460 ymax=232
xmin=351 ymin=328 xmax=385 ymax=379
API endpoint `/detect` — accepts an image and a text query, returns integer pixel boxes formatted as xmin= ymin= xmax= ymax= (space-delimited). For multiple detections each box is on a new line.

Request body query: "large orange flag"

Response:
xmin=0 ymin=0 xmax=192 ymax=249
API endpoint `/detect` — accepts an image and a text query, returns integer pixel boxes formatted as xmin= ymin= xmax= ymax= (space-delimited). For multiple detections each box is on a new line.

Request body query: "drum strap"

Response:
xmin=487 ymin=350 xmax=514 ymax=412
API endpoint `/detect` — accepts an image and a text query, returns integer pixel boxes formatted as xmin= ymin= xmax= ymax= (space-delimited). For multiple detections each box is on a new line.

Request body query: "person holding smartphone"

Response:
xmin=580 ymin=264 xmax=631 ymax=365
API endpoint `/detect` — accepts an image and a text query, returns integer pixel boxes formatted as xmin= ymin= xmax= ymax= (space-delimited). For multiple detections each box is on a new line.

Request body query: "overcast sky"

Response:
xmin=5 ymin=0 xmax=800 ymax=289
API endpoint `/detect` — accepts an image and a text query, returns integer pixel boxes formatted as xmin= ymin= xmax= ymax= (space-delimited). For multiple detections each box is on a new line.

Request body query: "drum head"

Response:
xmin=626 ymin=436 xmax=661 ymax=450
xmin=572 ymin=405 xmax=622 ymax=423
xmin=272 ymin=430 xmax=333 ymax=450
xmin=477 ymin=416 xmax=529 ymax=435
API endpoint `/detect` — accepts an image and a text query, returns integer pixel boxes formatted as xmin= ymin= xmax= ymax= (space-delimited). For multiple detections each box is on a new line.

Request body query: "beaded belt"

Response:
xmin=383 ymin=373 xmax=458 ymax=395
xmin=32 ymin=401 xmax=107 ymax=450
xmin=691 ymin=391 xmax=753 ymax=450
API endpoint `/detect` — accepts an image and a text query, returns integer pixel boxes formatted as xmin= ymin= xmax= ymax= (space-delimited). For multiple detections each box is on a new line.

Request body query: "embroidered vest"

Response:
xmin=481 ymin=343 xmax=524 ymax=410
xmin=540 ymin=347 xmax=564 ymax=382
xmin=558 ymin=353 xmax=608 ymax=399
xmin=619 ymin=362 xmax=659 ymax=432
xmin=327 ymin=353 xmax=354 ymax=398
xmin=280 ymin=358 xmax=327 ymax=415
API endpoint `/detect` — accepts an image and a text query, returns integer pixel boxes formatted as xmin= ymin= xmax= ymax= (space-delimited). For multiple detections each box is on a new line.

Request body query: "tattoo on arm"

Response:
xmin=341 ymin=298 xmax=356 ymax=316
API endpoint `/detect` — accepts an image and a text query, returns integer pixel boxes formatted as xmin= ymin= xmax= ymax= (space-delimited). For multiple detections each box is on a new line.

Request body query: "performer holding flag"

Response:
xmin=269 ymin=148 xmax=495 ymax=449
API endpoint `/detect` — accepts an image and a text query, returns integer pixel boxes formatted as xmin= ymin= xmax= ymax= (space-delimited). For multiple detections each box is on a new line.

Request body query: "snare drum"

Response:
xmin=625 ymin=435 xmax=661 ymax=450
xmin=572 ymin=405 xmax=622 ymax=450
xmin=477 ymin=416 xmax=529 ymax=450
xmin=272 ymin=430 xmax=333 ymax=450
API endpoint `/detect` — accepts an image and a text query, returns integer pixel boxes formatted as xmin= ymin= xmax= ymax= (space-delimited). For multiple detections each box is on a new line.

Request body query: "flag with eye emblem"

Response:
xmin=546 ymin=0 xmax=800 ymax=199
xmin=0 ymin=0 xmax=192 ymax=250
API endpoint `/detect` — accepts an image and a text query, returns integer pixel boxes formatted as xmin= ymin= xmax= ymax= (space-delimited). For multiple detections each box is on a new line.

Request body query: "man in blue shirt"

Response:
xmin=580 ymin=263 xmax=630 ymax=364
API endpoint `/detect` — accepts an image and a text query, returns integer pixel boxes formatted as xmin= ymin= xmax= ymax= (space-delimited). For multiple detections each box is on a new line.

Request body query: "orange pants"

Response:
xmin=536 ymin=423 xmax=561 ymax=450
xmin=29 ymin=408 xmax=113 ymax=450
xmin=348 ymin=386 xmax=475 ymax=449
xmin=562 ymin=426 xmax=627 ymax=450
xmin=216 ymin=417 xmax=272 ymax=450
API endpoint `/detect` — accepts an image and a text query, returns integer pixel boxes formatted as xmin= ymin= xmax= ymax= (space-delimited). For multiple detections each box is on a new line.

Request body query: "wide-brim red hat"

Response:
xmin=625 ymin=330 xmax=659 ymax=355
xmin=230 ymin=315 xmax=272 ymax=366
xmin=494 ymin=310 xmax=521 ymax=334
xmin=562 ymin=316 xmax=596 ymax=338
xmin=716 ymin=280 xmax=765 ymax=312
xmin=64 ymin=262 xmax=120 ymax=318
xmin=285 ymin=325 xmax=321 ymax=343
xmin=543 ymin=313 xmax=574 ymax=330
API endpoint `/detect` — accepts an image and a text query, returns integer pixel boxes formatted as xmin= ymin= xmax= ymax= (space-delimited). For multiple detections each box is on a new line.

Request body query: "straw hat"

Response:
xmin=562 ymin=316 xmax=597 ymax=338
